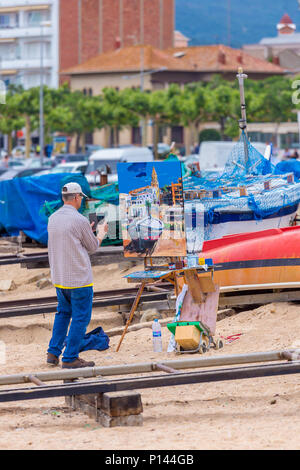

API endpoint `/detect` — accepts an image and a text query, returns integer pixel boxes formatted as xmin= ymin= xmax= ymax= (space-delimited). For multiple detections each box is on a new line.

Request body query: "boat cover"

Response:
xmin=0 ymin=173 xmax=91 ymax=245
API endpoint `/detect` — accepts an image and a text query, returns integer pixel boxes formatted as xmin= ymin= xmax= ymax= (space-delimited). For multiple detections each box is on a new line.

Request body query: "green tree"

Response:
xmin=0 ymin=88 xmax=26 ymax=154
xmin=102 ymin=88 xmax=136 ymax=147
xmin=47 ymin=87 xmax=107 ymax=152
xmin=209 ymin=82 xmax=240 ymax=139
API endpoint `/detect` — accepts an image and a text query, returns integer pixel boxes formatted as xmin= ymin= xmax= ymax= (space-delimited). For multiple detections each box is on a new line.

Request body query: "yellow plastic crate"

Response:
xmin=175 ymin=325 xmax=201 ymax=350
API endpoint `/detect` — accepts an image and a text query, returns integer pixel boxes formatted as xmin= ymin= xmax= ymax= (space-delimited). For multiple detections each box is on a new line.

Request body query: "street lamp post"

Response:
xmin=39 ymin=21 xmax=51 ymax=166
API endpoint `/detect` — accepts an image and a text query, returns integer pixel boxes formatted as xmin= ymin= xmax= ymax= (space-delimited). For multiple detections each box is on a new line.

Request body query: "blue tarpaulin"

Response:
xmin=0 ymin=173 xmax=91 ymax=245
xmin=274 ymin=160 xmax=300 ymax=180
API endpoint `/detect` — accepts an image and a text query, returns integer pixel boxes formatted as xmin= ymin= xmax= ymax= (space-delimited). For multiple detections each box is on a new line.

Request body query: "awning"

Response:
xmin=0 ymin=5 xmax=49 ymax=13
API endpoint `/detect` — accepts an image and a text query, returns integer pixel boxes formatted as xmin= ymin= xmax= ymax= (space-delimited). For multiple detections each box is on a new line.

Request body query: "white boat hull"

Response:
xmin=207 ymin=209 xmax=297 ymax=240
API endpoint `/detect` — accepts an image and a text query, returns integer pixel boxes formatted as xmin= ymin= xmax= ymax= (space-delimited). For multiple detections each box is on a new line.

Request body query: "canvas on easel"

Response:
xmin=118 ymin=161 xmax=187 ymax=258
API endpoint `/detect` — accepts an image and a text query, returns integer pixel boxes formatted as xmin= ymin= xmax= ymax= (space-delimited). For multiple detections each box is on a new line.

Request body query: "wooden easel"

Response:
xmin=116 ymin=255 xmax=215 ymax=352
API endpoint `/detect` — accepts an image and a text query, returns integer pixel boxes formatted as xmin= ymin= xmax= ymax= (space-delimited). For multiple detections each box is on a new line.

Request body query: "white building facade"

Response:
xmin=0 ymin=0 xmax=59 ymax=89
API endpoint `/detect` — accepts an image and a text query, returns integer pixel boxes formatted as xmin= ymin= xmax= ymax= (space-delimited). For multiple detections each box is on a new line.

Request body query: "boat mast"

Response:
xmin=236 ymin=67 xmax=249 ymax=172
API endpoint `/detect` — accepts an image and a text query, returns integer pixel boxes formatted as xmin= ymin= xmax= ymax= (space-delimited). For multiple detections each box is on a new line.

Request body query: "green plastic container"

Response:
xmin=167 ymin=321 xmax=209 ymax=336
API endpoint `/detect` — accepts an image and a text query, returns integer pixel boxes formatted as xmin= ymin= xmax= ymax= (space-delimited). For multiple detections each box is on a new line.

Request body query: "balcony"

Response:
xmin=0 ymin=0 xmax=53 ymax=7
xmin=0 ymin=25 xmax=52 ymax=40
xmin=1 ymin=57 xmax=53 ymax=71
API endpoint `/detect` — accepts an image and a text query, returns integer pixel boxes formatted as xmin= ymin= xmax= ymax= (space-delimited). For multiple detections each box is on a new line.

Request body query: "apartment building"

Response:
xmin=0 ymin=0 xmax=59 ymax=89
xmin=0 ymin=0 xmax=175 ymax=89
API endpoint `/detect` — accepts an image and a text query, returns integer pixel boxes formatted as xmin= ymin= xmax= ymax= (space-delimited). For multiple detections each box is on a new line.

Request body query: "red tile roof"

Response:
xmin=62 ymin=44 xmax=284 ymax=76
xmin=166 ymin=45 xmax=284 ymax=74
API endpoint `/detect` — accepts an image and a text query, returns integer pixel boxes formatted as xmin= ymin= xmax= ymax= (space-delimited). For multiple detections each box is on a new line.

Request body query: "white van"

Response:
xmin=197 ymin=141 xmax=267 ymax=173
xmin=86 ymin=147 xmax=154 ymax=185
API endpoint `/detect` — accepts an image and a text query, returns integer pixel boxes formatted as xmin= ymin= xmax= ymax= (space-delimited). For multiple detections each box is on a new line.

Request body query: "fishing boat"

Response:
xmin=199 ymin=225 xmax=300 ymax=288
xmin=183 ymin=170 xmax=300 ymax=241
xmin=183 ymin=69 xmax=300 ymax=245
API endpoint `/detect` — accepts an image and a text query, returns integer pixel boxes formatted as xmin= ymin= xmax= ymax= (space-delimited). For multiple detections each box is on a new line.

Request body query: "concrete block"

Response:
xmin=36 ymin=278 xmax=52 ymax=289
xmin=66 ymin=392 xmax=144 ymax=427
xmin=101 ymin=391 xmax=143 ymax=417
xmin=140 ymin=308 xmax=162 ymax=323
xmin=26 ymin=272 xmax=50 ymax=284
xmin=97 ymin=410 xmax=143 ymax=427
xmin=217 ymin=308 xmax=236 ymax=320
xmin=0 ymin=280 xmax=17 ymax=291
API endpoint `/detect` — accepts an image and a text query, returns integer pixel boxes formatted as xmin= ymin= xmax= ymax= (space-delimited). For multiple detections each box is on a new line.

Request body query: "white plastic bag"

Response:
xmin=167 ymin=284 xmax=188 ymax=352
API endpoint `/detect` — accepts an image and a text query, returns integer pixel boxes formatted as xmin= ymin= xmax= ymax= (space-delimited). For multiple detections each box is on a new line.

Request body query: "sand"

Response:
xmin=0 ymin=256 xmax=299 ymax=450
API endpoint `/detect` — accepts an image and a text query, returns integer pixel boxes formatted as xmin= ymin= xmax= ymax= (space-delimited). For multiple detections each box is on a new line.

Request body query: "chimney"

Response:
xmin=115 ymin=36 xmax=121 ymax=49
xmin=237 ymin=52 xmax=243 ymax=65
xmin=272 ymin=56 xmax=280 ymax=65
xmin=218 ymin=50 xmax=226 ymax=65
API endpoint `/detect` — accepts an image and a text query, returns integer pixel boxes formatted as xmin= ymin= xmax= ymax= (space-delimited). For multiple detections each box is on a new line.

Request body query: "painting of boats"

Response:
xmin=118 ymin=161 xmax=187 ymax=257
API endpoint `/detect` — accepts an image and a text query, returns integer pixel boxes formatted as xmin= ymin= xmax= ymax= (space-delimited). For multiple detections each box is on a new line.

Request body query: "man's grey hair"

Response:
xmin=62 ymin=193 xmax=77 ymax=202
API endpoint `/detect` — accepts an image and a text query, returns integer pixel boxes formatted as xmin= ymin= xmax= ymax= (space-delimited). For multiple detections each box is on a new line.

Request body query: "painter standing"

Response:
xmin=46 ymin=182 xmax=108 ymax=369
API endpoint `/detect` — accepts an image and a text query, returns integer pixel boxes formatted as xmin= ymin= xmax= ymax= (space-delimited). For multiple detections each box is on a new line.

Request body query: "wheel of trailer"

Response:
xmin=215 ymin=338 xmax=224 ymax=350
xmin=199 ymin=336 xmax=209 ymax=354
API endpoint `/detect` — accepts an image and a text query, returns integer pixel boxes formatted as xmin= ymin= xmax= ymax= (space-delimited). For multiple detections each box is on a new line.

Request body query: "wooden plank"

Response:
xmin=184 ymin=269 xmax=204 ymax=303
xmin=219 ymin=289 xmax=300 ymax=308
xmin=197 ymin=272 xmax=216 ymax=293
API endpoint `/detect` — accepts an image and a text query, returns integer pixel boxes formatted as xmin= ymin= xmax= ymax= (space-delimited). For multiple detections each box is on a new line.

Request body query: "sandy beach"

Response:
xmin=0 ymin=257 xmax=299 ymax=450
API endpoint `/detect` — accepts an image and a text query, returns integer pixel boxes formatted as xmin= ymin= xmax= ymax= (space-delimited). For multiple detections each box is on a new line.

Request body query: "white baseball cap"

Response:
xmin=62 ymin=182 xmax=88 ymax=198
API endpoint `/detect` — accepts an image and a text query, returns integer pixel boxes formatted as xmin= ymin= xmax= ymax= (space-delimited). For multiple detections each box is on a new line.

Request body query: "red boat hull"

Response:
xmin=199 ymin=226 xmax=300 ymax=287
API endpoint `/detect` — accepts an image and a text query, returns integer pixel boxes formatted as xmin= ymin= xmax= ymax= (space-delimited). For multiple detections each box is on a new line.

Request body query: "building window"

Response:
xmin=24 ymin=41 xmax=51 ymax=60
xmin=132 ymin=127 xmax=141 ymax=145
xmin=0 ymin=13 xmax=19 ymax=28
xmin=85 ymin=133 xmax=94 ymax=145
xmin=25 ymin=72 xmax=51 ymax=88
xmin=27 ymin=10 xmax=50 ymax=27
xmin=171 ymin=126 xmax=184 ymax=145
xmin=0 ymin=43 xmax=17 ymax=60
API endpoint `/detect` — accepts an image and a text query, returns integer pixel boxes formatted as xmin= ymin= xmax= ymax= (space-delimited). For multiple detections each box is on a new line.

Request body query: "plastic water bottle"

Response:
xmin=152 ymin=319 xmax=162 ymax=352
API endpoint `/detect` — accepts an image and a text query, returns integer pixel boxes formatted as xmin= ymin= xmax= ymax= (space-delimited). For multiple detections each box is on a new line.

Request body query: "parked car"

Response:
xmin=36 ymin=161 xmax=88 ymax=176
xmin=86 ymin=147 xmax=154 ymax=185
xmin=0 ymin=167 xmax=51 ymax=181
xmin=5 ymin=158 xmax=27 ymax=168
xmin=0 ymin=166 xmax=9 ymax=177
xmin=22 ymin=158 xmax=55 ymax=169
xmin=84 ymin=145 xmax=104 ymax=157
xmin=197 ymin=141 xmax=267 ymax=173
xmin=11 ymin=146 xmax=35 ymax=158
xmin=53 ymin=154 xmax=88 ymax=165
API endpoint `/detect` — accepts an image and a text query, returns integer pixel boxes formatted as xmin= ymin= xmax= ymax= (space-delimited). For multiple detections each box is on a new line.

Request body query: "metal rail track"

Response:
xmin=0 ymin=246 xmax=124 ymax=267
xmin=0 ymin=360 xmax=299 ymax=404
xmin=0 ymin=285 xmax=173 ymax=319
xmin=2 ymin=282 xmax=300 ymax=319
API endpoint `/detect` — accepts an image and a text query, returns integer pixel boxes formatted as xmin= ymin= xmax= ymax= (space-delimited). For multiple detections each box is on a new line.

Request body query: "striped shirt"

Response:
xmin=48 ymin=204 xmax=99 ymax=288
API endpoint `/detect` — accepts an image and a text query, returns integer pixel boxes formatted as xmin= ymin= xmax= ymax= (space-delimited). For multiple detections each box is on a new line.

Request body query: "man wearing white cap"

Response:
xmin=46 ymin=182 xmax=108 ymax=369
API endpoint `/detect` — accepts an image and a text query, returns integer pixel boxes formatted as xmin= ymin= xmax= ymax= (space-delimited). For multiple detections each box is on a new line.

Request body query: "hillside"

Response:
xmin=176 ymin=0 xmax=300 ymax=48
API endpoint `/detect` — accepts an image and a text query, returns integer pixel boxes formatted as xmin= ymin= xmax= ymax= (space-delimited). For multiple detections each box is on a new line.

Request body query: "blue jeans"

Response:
xmin=48 ymin=286 xmax=93 ymax=363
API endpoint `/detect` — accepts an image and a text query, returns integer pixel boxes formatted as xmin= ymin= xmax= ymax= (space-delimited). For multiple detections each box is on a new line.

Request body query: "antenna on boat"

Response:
xmin=236 ymin=67 xmax=249 ymax=172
